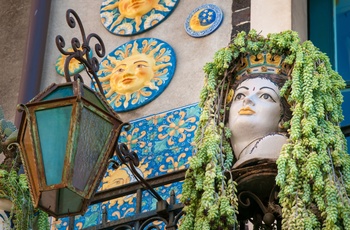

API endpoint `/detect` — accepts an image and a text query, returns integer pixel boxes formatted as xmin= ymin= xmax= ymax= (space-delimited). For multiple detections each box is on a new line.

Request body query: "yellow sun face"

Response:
xmin=105 ymin=0 xmax=168 ymax=31
xmin=97 ymin=38 xmax=175 ymax=111
xmin=119 ymin=0 xmax=156 ymax=19
xmin=101 ymin=0 xmax=179 ymax=35
xmin=102 ymin=158 xmax=152 ymax=190
xmin=110 ymin=53 xmax=156 ymax=95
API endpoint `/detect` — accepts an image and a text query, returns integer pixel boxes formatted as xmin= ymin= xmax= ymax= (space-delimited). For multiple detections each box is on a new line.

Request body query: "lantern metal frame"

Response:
xmin=15 ymin=8 xmax=127 ymax=218
xmin=16 ymin=80 xmax=124 ymax=217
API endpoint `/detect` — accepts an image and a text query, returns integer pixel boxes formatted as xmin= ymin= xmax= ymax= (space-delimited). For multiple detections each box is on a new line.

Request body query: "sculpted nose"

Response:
xmin=243 ymin=95 xmax=255 ymax=106
xmin=123 ymin=68 xmax=134 ymax=77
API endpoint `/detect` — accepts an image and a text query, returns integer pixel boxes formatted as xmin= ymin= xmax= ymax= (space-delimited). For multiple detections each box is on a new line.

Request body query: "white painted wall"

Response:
xmin=251 ymin=0 xmax=307 ymax=41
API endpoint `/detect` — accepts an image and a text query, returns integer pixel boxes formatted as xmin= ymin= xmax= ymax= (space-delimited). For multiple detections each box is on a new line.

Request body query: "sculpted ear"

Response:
xmin=278 ymin=121 xmax=284 ymax=130
xmin=278 ymin=118 xmax=286 ymax=132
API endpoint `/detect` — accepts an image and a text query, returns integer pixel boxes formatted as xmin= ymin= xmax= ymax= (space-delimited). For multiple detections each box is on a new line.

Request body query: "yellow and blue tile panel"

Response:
xmin=52 ymin=103 xmax=200 ymax=229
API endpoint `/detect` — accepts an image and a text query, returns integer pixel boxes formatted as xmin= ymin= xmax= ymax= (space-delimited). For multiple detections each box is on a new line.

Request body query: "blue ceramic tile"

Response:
xmin=52 ymin=103 xmax=200 ymax=229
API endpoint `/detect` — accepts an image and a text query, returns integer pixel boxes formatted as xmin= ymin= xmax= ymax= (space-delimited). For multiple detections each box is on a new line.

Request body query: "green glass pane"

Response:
xmin=72 ymin=107 xmax=113 ymax=191
xmin=83 ymin=86 xmax=108 ymax=112
xmin=40 ymin=188 xmax=83 ymax=215
xmin=36 ymin=105 xmax=72 ymax=185
xmin=58 ymin=188 xmax=83 ymax=214
xmin=42 ymin=85 xmax=73 ymax=101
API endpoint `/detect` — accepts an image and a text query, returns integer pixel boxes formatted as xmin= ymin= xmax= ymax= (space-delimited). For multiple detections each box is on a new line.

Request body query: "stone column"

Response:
xmin=251 ymin=0 xmax=307 ymax=41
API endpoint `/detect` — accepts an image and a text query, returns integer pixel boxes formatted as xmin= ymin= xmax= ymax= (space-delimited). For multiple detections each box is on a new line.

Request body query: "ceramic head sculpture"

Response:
xmin=227 ymin=53 xmax=292 ymax=168
xmin=180 ymin=30 xmax=350 ymax=229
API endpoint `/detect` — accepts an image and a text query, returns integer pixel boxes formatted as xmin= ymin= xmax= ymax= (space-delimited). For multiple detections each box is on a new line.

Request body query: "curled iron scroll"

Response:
xmin=55 ymin=9 xmax=106 ymax=96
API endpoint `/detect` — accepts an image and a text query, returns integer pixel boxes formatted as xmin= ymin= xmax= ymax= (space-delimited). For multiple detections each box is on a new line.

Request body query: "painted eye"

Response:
xmin=137 ymin=64 xmax=147 ymax=68
xmin=234 ymin=93 xmax=245 ymax=101
xmin=260 ymin=93 xmax=276 ymax=102
xmin=116 ymin=68 xmax=125 ymax=73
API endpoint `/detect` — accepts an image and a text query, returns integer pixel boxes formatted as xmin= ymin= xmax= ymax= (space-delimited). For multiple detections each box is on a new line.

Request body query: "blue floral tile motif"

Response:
xmin=52 ymin=204 xmax=104 ymax=229
xmin=116 ymin=103 xmax=199 ymax=178
xmin=94 ymin=38 xmax=176 ymax=112
xmin=184 ymin=4 xmax=224 ymax=38
xmin=100 ymin=0 xmax=179 ymax=36
xmin=52 ymin=103 xmax=200 ymax=229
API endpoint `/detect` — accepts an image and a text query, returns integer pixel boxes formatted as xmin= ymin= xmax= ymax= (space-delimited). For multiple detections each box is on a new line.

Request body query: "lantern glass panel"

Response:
xmin=40 ymin=188 xmax=83 ymax=215
xmin=83 ymin=86 xmax=108 ymax=112
xmin=36 ymin=105 xmax=73 ymax=185
xmin=42 ymin=85 xmax=74 ymax=101
xmin=72 ymin=107 xmax=113 ymax=191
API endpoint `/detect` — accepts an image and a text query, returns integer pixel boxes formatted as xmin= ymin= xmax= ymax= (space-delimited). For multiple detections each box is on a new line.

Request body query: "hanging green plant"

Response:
xmin=180 ymin=30 xmax=350 ymax=229
xmin=0 ymin=106 xmax=49 ymax=230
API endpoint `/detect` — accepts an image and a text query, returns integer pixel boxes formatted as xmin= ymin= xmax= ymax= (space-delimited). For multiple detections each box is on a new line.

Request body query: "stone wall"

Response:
xmin=0 ymin=0 xmax=31 ymax=122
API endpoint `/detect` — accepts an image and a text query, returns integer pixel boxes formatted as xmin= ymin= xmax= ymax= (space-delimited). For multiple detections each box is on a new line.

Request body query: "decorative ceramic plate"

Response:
xmin=55 ymin=47 xmax=93 ymax=76
xmin=184 ymin=4 xmax=223 ymax=38
xmin=94 ymin=38 xmax=176 ymax=112
xmin=100 ymin=0 xmax=179 ymax=36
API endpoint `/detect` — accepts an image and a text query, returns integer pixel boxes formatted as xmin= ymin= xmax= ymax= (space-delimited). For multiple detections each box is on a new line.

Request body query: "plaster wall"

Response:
xmin=251 ymin=0 xmax=292 ymax=36
xmin=41 ymin=0 xmax=233 ymax=122
xmin=251 ymin=0 xmax=307 ymax=41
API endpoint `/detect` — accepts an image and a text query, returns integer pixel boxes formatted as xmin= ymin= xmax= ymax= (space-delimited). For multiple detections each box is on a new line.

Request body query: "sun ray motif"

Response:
xmin=144 ymin=14 xmax=165 ymax=29
xmin=113 ymin=22 xmax=133 ymax=34
xmin=95 ymin=38 xmax=176 ymax=112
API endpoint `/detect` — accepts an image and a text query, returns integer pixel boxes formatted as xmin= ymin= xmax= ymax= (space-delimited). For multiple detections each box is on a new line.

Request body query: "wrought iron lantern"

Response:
xmin=16 ymin=9 xmax=123 ymax=218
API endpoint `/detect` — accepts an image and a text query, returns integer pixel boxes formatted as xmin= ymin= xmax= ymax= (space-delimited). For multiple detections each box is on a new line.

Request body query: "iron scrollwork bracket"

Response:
xmin=112 ymin=123 xmax=166 ymax=204
xmin=55 ymin=9 xmax=105 ymax=96
xmin=238 ymin=184 xmax=282 ymax=228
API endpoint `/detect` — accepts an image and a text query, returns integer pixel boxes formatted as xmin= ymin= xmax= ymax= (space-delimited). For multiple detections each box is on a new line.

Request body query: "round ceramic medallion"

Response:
xmin=94 ymin=38 xmax=176 ymax=112
xmin=100 ymin=0 xmax=179 ymax=36
xmin=55 ymin=47 xmax=93 ymax=76
xmin=184 ymin=4 xmax=223 ymax=38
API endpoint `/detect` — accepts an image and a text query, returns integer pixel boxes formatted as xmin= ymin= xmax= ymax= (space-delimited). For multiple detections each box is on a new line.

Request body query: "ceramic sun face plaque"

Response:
xmin=55 ymin=47 xmax=93 ymax=76
xmin=184 ymin=4 xmax=223 ymax=38
xmin=95 ymin=38 xmax=176 ymax=112
xmin=100 ymin=0 xmax=179 ymax=36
